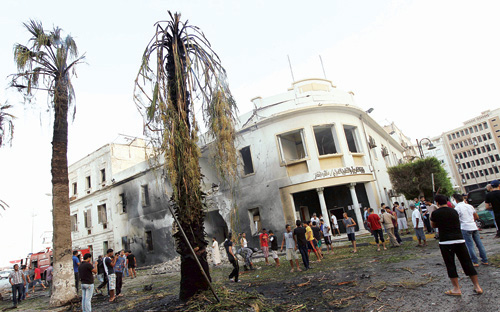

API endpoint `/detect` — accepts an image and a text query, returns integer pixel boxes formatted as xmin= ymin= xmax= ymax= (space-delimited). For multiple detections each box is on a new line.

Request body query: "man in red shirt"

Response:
xmin=259 ymin=228 xmax=270 ymax=265
xmin=32 ymin=266 xmax=47 ymax=293
xmin=367 ymin=208 xmax=387 ymax=251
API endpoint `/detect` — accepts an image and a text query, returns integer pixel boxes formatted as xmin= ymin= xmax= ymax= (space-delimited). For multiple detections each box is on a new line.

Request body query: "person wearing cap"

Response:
xmin=431 ymin=195 xmax=482 ymax=296
xmin=259 ymin=228 xmax=270 ymax=265
xmin=485 ymin=179 xmax=500 ymax=238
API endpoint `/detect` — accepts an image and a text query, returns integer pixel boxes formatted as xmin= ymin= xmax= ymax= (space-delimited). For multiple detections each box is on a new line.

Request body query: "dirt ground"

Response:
xmin=2 ymin=228 xmax=500 ymax=312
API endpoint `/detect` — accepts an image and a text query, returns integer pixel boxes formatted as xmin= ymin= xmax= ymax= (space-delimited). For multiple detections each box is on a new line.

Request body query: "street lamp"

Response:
xmin=416 ymin=138 xmax=436 ymax=158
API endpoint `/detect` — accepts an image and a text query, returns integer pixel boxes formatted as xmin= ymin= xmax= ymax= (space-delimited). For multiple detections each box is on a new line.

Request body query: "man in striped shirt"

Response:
xmin=9 ymin=264 xmax=26 ymax=308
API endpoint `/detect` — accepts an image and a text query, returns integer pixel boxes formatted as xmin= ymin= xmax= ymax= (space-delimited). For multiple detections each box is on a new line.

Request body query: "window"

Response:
xmin=466 ymin=173 xmax=470 ymax=179
xmin=277 ymin=129 xmax=308 ymax=163
xmin=248 ymin=207 xmax=262 ymax=235
xmin=490 ymin=155 xmax=495 ymax=162
xmin=145 ymin=231 xmax=154 ymax=251
xmin=487 ymin=145 xmax=491 ymax=152
xmin=141 ymin=185 xmax=150 ymax=206
xmin=239 ymin=146 xmax=255 ymax=175
xmin=489 ymin=168 xmax=494 ymax=174
xmin=481 ymin=146 xmax=486 ymax=153
xmin=122 ymin=236 xmax=130 ymax=251
xmin=469 ymin=127 xmax=474 ymax=133
xmin=71 ymin=214 xmax=78 ymax=232
xmin=460 ymin=130 xmax=465 ymax=136
xmin=474 ymin=125 xmax=478 ymax=132
xmin=496 ymin=155 xmax=500 ymax=161
xmin=476 ymin=160 xmax=480 ymax=166
xmin=467 ymin=162 xmax=471 ymax=168
xmin=475 ymin=171 xmax=479 ymax=178
xmin=85 ymin=176 xmax=91 ymax=190
xmin=479 ymin=124 xmax=483 ymax=131
xmin=486 ymin=157 xmax=490 ymax=163
xmin=313 ymin=125 xmax=340 ymax=155
xmin=72 ymin=182 xmax=77 ymax=196
xmin=478 ymin=136 xmax=482 ymax=142
xmin=483 ymin=134 xmax=488 ymax=141
xmin=465 ymin=129 xmax=469 ymax=135
xmin=100 ymin=169 xmax=106 ymax=183
xmin=452 ymin=133 xmax=456 ymax=139
xmin=492 ymin=144 xmax=497 ymax=150
xmin=488 ymin=133 xmax=492 ymax=140
xmin=464 ymin=140 xmax=468 ymax=146
xmin=480 ymin=158 xmax=485 ymax=165
xmin=472 ymin=149 xmax=477 ymax=156
xmin=460 ymin=142 xmax=463 ymax=148
xmin=448 ymin=135 xmax=452 ymax=140
xmin=97 ymin=204 xmax=107 ymax=227
xmin=84 ymin=209 xmax=92 ymax=228
xmin=119 ymin=193 xmax=127 ymax=213
xmin=103 ymin=241 xmax=108 ymax=253
xmin=462 ymin=164 xmax=466 ymax=170
xmin=451 ymin=145 xmax=455 ymax=150
xmin=343 ymin=125 xmax=362 ymax=153
xmin=484 ymin=122 xmax=488 ymax=129
xmin=476 ymin=148 xmax=481 ymax=154
xmin=495 ymin=166 xmax=500 ymax=174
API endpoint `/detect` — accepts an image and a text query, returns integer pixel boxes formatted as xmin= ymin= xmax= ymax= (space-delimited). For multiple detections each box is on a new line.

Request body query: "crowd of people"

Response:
xmin=215 ymin=179 xmax=500 ymax=296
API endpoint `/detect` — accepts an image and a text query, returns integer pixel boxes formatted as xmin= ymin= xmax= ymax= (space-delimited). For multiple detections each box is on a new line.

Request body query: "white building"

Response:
xmin=420 ymin=135 xmax=460 ymax=191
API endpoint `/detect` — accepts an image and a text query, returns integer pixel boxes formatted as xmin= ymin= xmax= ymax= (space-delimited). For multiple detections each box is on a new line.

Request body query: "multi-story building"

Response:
xmin=383 ymin=122 xmax=418 ymax=161
xmin=420 ymin=135 xmax=460 ymax=191
xmin=442 ymin=109 xmax=500 ymax=193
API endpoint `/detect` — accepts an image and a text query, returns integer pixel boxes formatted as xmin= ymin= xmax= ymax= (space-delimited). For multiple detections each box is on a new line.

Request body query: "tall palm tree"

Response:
xmin=0 ymin=104 xmax=15 ymax=147
xmin=135 ymin=12 xmax=237 ymax=301
xmin=11 ymin=20 xmax=85 ymax=306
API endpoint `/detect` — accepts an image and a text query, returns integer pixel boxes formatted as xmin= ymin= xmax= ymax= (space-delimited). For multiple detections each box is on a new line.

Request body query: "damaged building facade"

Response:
xmin=201 ymin=78 xmax=407 ymax=248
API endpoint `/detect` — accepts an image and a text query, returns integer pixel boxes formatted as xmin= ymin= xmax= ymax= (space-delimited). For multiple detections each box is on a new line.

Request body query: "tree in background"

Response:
xmin=11 ymin=20 xmax=85 ymax=306
xmin=134 ymin=12 xmax=237 ymax=301
xmin=0 ymin=104 xmax=15 ymax=147
xmin=388 ymin=157 xmax=453 ymax=200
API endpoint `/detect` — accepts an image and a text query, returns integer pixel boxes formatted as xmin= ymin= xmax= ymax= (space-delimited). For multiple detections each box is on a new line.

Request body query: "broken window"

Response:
xmin=248 ymin=208 xmax=262 ymax=236
xmin=313 ymin=125 xmax=340 ymax=155
xmin=343 ymin=125 xmax=362 ymax=153
xmin=98 ymin=204 xmax=107 ymax=226
xmin=84 ymin=209 xmax=92 ymax=228
xmin=85 ymin=176 xmax=91 ymax=190
xmin=239 ymin=146 xmax=255 ymax=175
xmin=119 ymin=193 xmax=127 ymax=213
xmin=141 ymin=185 xmax=150 ymax=206
xmin=72 ymin=182 xmax=77 ymax=196
xmin=71 ymin=214 xmax=78 ymax=232
xmin=145 ymin=231 xmax=154 ymax=251
xmin=100 ymin=169 xmax=106 ymax=183
xmin=277 ymin=129 xmax=308 ymax=163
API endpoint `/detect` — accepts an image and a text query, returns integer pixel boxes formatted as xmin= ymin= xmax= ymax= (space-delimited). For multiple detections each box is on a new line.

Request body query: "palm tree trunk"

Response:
xmin=49 ymin=79 xmax=76 ymax=306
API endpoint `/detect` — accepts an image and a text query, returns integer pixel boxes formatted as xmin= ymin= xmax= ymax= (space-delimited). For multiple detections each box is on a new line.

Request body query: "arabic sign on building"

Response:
xmin=313 ymin=166 xmax=369 ymax=180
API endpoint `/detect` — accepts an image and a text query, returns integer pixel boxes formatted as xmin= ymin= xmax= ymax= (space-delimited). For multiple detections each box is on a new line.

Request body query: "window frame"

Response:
xmin=342 ymin=124 xmax=363 ymax=154
xmin=239 ymin=146 xmax=256 ymax=177
xmin=312 ymin=124 xmax=342 ymax=157
xmin=276 ymin=128 xmax=309 ymax=165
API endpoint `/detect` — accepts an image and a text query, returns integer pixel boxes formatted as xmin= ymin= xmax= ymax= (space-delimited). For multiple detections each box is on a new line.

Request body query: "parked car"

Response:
xmin=467 ymin=188 xmax=496 ymax=229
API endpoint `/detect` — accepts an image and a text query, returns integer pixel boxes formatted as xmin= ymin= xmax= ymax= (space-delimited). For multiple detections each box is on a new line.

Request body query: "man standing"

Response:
xmin=21 ymin=265 xmax=30 ymax=300
xmin=268 ymin=230 xmax=280 ymax=267
xmin=259 ymin=228 xmax=270 ymax=265
xmin=73 ymin=250 xmax=81 ymax=292
xmin=485 ymin=184 xmax=499 ymax=236
xmin=79 ymin=253 xmax=97 ymax=312
xmin=114 ymin=250 xmax=126 ymax=297
xmin=281 ymin=224 xmax=301 ymax=272
xmin=410 ymin=204 xmax=427 ymax=247
xmin=431 ymin=195 xmax=483 ymax=296
xmin=331 ymin=214 xmax=340 ymax=236
xmin=310 ymin=213 xmax=320 ymax=225
xmin=367 ymin=208 xmax=387 ymax=251
xmin=293 ymin=220 xmax=311 ymax=270
xmin=311 ymin=222 xmax=324 ymax=259
xmin=342 ymin=212 xmax=358 ymax=253
xmin=454 ymin=194 xmax=488 ymax=266
xmin=485 ymin=179 xmax=500 ymax=238
xmin=104 ymin=249 xmax=117 ymax=302
xmin=321 ymin=219 xmax=334 ymax=254
xmin=96 ymin=255 xmax=108 ymax=295
xmin=395 ymin=202 xmax=409 ymax=235
xmin=306 ymin=221 xmax=322 ymax=262
xmin=126 ymin=251 xmax=137 ymax=278
xmin=9 ymin=264 xmax=26 ymax=308
xmin=224 ymin=233 xmax=239 ymax=283
xmin=45 ymin=263 xmax=53 ymax=296
xmin=425 ymin=199 xmax=439 ymax=238
xmin=381 ymin=208 xmax=400 ymax=247
xmin=420 ymin=196 xmax=433 ymax=234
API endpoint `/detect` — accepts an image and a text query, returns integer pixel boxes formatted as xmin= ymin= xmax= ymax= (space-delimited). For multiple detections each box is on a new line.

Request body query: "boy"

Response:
xmin=367 ymin=208 xmax=387 ymax=251
xmin=281 ymin=224 xmax=301 ymax=272
xmin=259 ymin=229 xmax=270 ymax=265
xmin=268 ymin=230 xmax=280 ymax=267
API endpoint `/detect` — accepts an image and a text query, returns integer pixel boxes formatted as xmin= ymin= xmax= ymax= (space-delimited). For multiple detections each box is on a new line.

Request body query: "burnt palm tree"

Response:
xmin=11 ymin=20 xmax=85 ymax=306
xmin=135 ymin=12 xmax=237 ymax=301
xmin=0 ymin=104 xmax=15 ymax=147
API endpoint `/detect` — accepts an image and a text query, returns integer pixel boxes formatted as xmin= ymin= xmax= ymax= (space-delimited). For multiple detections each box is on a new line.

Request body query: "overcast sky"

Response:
xmin=1 ymin=0 xmax=500 ymax=266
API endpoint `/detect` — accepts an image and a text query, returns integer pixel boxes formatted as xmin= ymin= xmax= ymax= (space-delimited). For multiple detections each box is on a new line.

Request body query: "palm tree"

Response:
xmin=0 ymin=104 xmax=15 ymax=147
xmin=135 ymin=12 xmax=237 ymax=301
xmin=11 ymin=20 xmax=85 ymax=306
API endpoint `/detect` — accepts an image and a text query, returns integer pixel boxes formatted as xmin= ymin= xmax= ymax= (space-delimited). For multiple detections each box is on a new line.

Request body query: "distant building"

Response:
xmin=442 ymin=109 xmax=500 ymax=193
xmin=420 ymin=136 xmax=460 ymax=191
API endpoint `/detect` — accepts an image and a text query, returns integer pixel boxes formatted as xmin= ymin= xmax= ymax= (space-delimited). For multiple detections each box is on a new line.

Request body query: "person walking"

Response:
xmin=9 ymin=264 xmax=26 ymax=308
xmin=342 ymin=212 xmax=358 ymax=253
xmin=367 ymin=208 xmax=387 ymax=251
xmin=259 ymin=228 xmax=270 ymax=265
xmin=32 ymin=266 xmax=46 ymax=293
xmin=21 ymin=265 xmax=30 ymax=300
xmin=485 ymin=179 xmax=500 ymax=238
xmin=224 ymin=233 xmax=239 ymax=282
xmin=268 ymin=230 xmax=280 ymax=267
xmin=306 ymin=221 xmax=322 ymax=262
xmin=211 ymin=237 xmax=222 ymax=266
xmin=281 ymin=224 xmax=301 ymax=272
xmin=96 ymin=255 xmax=108 ymax=295
xmin=293 ymin=220 xmax=311 ymax=270
xmin=431 ymin=195 xmax=483 ymax=296
xmin=453 ymin=194 xmax=488 ymax=266
xmin=410 ymin=204 xmax=427 ymax=247
xmin=45 ymin=263 xmax=53 ymax=296
xmin=79 ymin=253 xmax=97 ymax=312
xmin=73 ymin=250 xmax=81 ymax=292
xmin=104 ymin=249 xmax=117 ymax=302
xmin=114 ymin=250 xmax=126 ymax=297
xmin=126 ymin=251 xmax=137 ymax=278
xmin=381 ymin=208 xmax=400 ymax=247
xmin=311 ymin=222 xmax=324 ymax=259
xmin=389 ymin=205 xmax=403 ymax=244
xmin=395 ymin=202 xmax=409 ymax=235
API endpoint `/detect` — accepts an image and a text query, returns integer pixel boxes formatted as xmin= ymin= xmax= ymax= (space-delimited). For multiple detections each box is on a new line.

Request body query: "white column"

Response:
xmin=349 ymin=183 xmax=366 ymax=233
xmin=316 ymin=187 xmax=331 ymax=230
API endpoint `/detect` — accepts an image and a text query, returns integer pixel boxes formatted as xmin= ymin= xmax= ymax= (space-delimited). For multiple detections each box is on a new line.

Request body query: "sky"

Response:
xmin=1 ymin=0 xmax=500 ymax=266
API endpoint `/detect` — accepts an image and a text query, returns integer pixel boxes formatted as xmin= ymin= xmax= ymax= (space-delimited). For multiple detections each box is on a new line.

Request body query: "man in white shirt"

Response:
xmin=411 ymin=204 xmax=427 ymax=247
xmin=453 ymin=194 xmax=488 ymax=266
xmin=331 ymin=214 xmax=340 ymax=236
xmin=310 ymin=213 xmax=320 ymax=226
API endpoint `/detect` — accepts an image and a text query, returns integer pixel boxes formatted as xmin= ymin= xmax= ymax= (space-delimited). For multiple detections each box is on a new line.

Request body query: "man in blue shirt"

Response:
xmin=113 ymin=250 xmax=126 ymax=297
xmin=73 ymin=250 xmax=81 ymax=292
